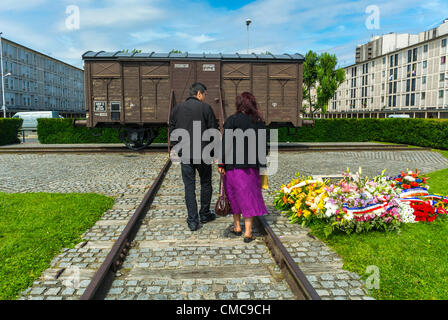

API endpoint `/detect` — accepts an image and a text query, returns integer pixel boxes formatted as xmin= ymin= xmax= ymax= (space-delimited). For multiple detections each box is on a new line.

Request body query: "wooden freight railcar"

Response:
xmin=80 ymin=51 xmax=306 ymax=149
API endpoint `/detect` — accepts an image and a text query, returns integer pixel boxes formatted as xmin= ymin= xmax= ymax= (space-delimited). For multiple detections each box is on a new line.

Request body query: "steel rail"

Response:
xmin=255 ymin=216 xmax=321 ymax=300
xmin=77 ymin=157 xmax=322 ymax=300
xmin=0 ymin=144 xmax=427 ymax=154
xmin=80 ymin=158 xmax=172 ymax=300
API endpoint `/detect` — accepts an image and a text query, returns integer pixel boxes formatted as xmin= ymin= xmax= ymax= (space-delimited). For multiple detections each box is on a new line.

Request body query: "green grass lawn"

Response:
xmin=310 ymin=159 xmax=448 ymax=300
xmin=0 ymin=192 xmax=114 ymax=300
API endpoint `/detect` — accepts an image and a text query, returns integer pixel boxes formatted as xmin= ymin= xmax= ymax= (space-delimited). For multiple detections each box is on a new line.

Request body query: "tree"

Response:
xmin=302 ymin=50 xmax=345 ymax=118
xmin=121 ymin=49 xmax=142 ymax=54
xmin=170 ymin=49 xmax=182 ymax=53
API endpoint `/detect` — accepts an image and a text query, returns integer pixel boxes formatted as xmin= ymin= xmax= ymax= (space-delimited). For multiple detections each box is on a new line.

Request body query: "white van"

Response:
xmin=387 ymin=114 xmax=410 ymax=118
xmin=12 ymin=111 xmax=64 ymax=130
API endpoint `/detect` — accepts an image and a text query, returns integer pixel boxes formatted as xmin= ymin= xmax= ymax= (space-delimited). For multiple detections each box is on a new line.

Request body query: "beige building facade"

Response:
xmin=320 ymin=19 xmax=448 ymax=119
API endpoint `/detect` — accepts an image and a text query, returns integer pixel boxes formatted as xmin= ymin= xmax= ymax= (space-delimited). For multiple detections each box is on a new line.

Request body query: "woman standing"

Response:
xmin=218 ymin=92 xmax=269 ymax=243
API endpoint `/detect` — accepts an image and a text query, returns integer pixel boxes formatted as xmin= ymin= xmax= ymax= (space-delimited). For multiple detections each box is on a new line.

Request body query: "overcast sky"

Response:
xmin=1 ymin=0 xmax=447 ymax=69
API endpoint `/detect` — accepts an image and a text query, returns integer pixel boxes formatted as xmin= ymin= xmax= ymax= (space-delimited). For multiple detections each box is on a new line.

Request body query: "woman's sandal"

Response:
xmin=243 ymin=235 xmax=256 ymax=243
xmin=229 ymin=226 xmax=242 ymax=236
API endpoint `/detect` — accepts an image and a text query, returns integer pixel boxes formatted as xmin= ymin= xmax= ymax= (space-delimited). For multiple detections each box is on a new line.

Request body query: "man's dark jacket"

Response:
xmin=169 ymin=96 xmax=219 ymax=162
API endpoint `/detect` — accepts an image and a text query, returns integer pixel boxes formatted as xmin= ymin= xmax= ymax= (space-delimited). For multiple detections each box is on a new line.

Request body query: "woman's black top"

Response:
xmin=219 ymin=113 xmax=268 ymax=170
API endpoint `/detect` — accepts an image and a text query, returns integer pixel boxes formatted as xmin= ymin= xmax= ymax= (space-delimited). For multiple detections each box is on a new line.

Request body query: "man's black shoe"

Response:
xmin=200 ymin=214 xmax=216 ymax=224
xmin=188 ymin=224 xmax=200 ymax=231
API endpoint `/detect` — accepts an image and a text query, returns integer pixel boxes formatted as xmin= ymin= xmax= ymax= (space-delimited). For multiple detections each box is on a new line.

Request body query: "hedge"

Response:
xmin=36 ymin=118 xmax=448 ymax=150
xmin=277 ymin=119 xmax=448 ymax=150
xmin=37 ymin=118 xmax=168 ymax=144
xmin=0 ymin=118 xmax=23 ymax=146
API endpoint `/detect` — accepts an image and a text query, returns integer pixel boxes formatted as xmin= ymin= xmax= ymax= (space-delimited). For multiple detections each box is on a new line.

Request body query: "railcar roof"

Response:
xmin=82 ymin=51 xmax=304 ymax=61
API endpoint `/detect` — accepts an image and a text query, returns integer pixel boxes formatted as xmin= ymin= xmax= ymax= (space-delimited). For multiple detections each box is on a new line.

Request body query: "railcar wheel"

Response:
xmin=118 ymin=128 xmax=158 ymax=151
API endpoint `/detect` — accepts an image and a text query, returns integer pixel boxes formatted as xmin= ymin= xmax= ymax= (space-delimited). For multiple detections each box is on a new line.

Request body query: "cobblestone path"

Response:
xmin=258 ymin=150 xmax=448 ymax=300
xmin=105 ymin=163 xmax=295 ymax=300
xmin=9 ymin=153 xmax=169 ymax=300
xmin=5 ymin=150 xmax=447 ymax=300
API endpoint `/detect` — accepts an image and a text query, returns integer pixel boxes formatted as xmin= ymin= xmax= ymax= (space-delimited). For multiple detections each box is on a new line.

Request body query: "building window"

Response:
xmin=441 ymin=73 xmax=446 ymax=82
xmin=413 ymin=48 xmax=418 ymax=62
xmin=411 ymin=93 xmax=415 ymax=106
xmin=423 ymin=61 xmax=427 ymax=68
xmin=383 ymin=57 xmax=386 ymax=64
xmin=422 ymin=92 xmax=426 ymax=100
xmin=443 ymin=39 xmax=447 ymax=48
xmin=422 ymin=76 xmax=427 ymax=85
xmin=406 ymin=94 xmax=410 ymax=106
xmin=395 ymin=54 xmax=399 ymax=67
xmin=440 ymin=90 xmax=444 ymax=98
xmin=424 ymin=44 xmax=428 ymax=53
xmin=442 ymin=56 xmax=446 ymax=65
xmin=407 ymin=50 xmax=412 ymax=63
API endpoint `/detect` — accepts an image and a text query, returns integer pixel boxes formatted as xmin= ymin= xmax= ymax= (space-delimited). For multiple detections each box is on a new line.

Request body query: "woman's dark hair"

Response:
xmin=235 ymin=92 xmax=263 ymax=122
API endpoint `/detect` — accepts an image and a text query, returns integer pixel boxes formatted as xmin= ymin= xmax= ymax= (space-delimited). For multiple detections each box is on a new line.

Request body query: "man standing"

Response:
xmin=169 ymin=82 xmax=219 ymax=231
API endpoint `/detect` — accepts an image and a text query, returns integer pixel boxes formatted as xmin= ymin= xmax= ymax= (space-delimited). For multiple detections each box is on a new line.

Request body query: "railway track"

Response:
xmin=0 ymin=142 xmax=427 ymax=154
xmin=80 ymin=157 xmax=320 ymax=300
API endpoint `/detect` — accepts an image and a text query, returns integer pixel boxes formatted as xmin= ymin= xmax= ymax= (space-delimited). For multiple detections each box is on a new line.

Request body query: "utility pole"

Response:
xmin=246 ymin=19 xmax=252 ymax=54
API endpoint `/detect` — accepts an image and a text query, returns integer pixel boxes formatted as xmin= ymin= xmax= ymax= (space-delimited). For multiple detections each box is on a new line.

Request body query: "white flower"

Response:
xmin=403 ymin=176 xmax=415 ymax=182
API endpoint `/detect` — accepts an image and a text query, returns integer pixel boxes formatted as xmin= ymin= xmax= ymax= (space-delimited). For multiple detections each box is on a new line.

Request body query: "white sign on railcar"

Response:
xmin=203 ymin=64 xmax=216 ymax=72
xmin=94 ymin=101 xmax=107 ymax=112
xmin=175 ymin=64 xmax=189 ymax=68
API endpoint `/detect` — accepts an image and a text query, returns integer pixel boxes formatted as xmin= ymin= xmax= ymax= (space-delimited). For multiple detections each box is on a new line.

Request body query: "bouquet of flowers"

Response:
xmin=274 ymin=167 xmax=447 ymax=237
xmin=323 ymin=168 xmax=403 ymax=235
xmin=274 ymin=174 xmax=328 ymax=226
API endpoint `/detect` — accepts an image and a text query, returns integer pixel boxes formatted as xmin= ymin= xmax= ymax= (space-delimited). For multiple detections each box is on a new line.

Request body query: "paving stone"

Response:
xmin=44 ymin=288 xmax=61 ymax=296
xmin=331 ymin=289 xmax=347 ymax=296
xmin=237 ymin=292 xmax=251 ymax=299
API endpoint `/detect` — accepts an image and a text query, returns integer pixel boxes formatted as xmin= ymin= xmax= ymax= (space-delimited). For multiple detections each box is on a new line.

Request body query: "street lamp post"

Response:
xmin=0 ymin=32 xmax=6 ymax=118
xmin=246 ymin=19 xmax=252 ymax=54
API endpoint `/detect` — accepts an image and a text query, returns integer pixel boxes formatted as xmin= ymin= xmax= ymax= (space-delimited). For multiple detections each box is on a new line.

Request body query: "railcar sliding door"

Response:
xmin=221 ymin=63 xmax=251 ymax=121
xmin=140 ymin=62 xmax=170 ymax=123
xmin=268 ymin=63 xmax=299 ymax=126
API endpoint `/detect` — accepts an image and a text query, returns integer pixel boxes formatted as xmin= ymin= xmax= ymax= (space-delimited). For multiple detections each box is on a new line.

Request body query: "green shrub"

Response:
xmin=0 ymin=118 xmax=23 ymax=146
xmin=277 ymin=119 xmax=448 ymax=149
xmin=36 ymin=118 xmax=448 ymax=150
xmin=37 ymin=119 xmax=121 ymax=144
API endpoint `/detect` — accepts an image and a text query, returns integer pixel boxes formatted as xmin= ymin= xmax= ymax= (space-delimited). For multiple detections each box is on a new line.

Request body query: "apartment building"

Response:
xmin=1 ymin=37 xmax=84 ymax=117
xmin=322 ymin=18 xmax=448 ymax=119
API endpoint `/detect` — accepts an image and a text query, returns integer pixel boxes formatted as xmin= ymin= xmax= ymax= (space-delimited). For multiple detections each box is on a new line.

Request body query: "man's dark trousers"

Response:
xmin=180 ymin=162 xmax=213 ymax=228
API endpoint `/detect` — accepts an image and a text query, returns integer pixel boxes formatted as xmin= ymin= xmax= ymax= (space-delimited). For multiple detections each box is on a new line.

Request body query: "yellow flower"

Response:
xmin=294 ymin=201 xmax=302 ymax=211
xmin=303 ymin=210 xmax=312 ymax=218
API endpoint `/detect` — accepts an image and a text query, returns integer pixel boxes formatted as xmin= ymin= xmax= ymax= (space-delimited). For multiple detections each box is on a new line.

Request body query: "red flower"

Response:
xmin=402 ymin=184 xmax=410 ymax=189
xmin=411 ymin=181 xmax=419 ymax=188
xmin=395 ymin=178 xmax=403 ymax=182
xmin=411 ymin=202 xmax=437 ymax=223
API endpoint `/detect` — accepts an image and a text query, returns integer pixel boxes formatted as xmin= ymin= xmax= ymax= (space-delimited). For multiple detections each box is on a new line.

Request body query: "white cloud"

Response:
xmin=0 ymin=0 xmax=48 ymax=12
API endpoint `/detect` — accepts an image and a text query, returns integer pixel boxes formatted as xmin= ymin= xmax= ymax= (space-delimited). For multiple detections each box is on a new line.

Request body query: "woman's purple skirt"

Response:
xmin=223 ymin=168 xmax=269 ymax=218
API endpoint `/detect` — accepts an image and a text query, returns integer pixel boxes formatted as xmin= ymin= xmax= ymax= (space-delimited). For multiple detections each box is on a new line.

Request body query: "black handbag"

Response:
xmin=215 ymin=175 xmax=231 ymax=217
